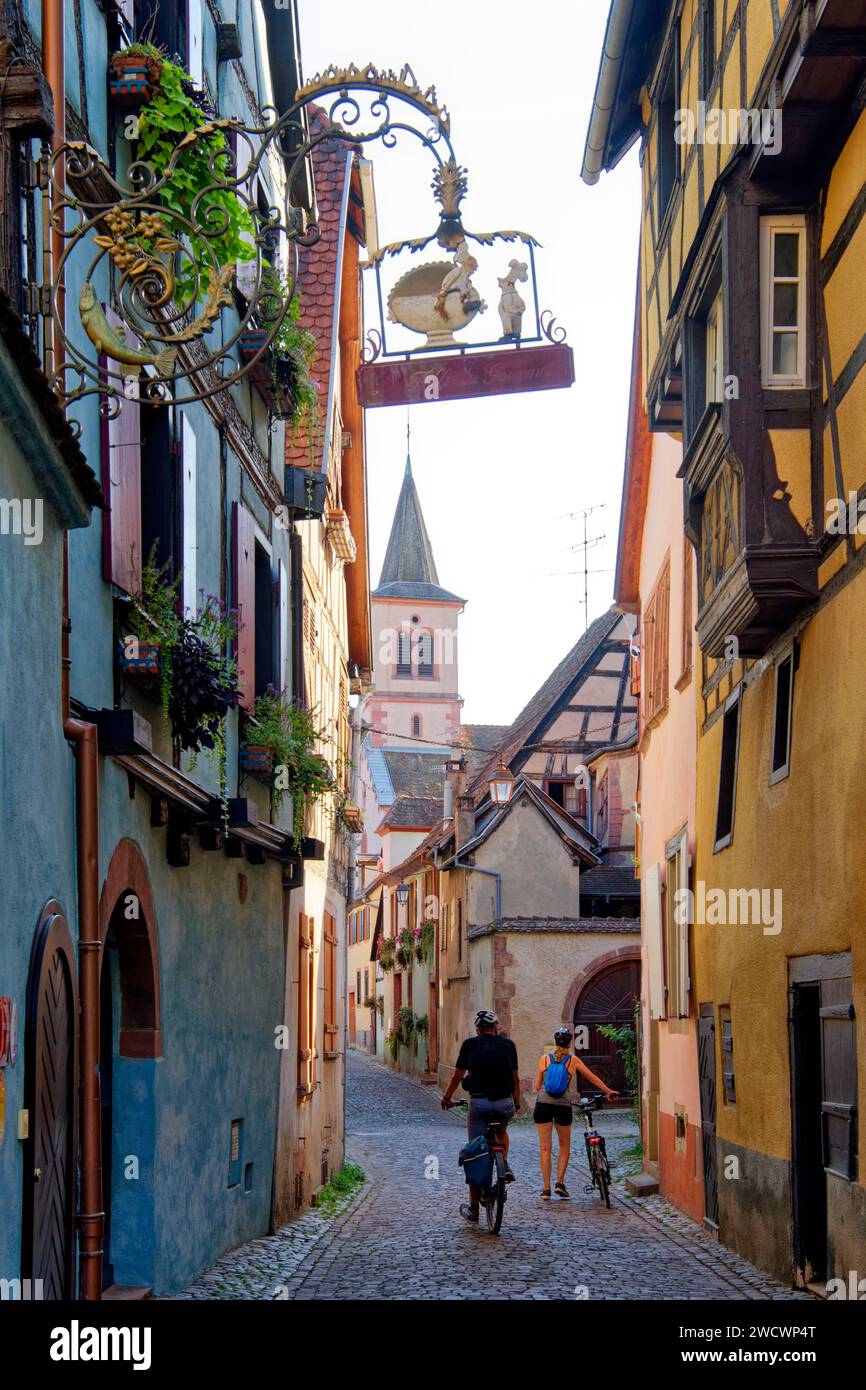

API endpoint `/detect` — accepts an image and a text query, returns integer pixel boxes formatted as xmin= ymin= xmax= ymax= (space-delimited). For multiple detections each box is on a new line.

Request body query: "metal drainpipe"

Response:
xmin=46 ymin=0 xmax=104 ymax=1302
xmin=451 ymin=858 xmax=502 ymax=923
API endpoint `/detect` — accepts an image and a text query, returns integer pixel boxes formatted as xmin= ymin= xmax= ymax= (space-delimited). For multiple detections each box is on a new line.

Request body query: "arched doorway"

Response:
xmin=573 ymin=959 xmax=640 ymax=1097
xmin=98 ymin=840 xmax=162 ymax=1292
xmin=22 ymin=901 xmax=78 ymax=1300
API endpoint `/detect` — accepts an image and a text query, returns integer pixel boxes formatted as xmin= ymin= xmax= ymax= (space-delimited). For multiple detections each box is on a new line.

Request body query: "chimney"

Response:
xmin=456 ymin=792 xmax=476 ymax=850
xmin=443 ymin=749 xmax=465 ymax=827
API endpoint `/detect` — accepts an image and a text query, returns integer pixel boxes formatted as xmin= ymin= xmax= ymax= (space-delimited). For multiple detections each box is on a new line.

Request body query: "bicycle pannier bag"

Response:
xmin=458 ymin=1134 xmax=491 ymax=1187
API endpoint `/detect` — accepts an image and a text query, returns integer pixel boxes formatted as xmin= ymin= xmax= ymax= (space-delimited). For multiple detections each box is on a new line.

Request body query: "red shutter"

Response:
xmin=101 ymin=309 xmax=142 ymax=595
xmin=232 ymin=501 xmax=256 ymax=710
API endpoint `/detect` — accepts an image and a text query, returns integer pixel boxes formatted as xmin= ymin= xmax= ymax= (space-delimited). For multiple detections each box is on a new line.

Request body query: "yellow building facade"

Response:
xmin=586 ymin=0 xmax=866 ymax=1285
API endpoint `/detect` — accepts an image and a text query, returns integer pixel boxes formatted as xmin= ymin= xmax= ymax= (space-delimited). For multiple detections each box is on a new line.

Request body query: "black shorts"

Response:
xmin=533 ymin=1101 xmax=573 ymax=1126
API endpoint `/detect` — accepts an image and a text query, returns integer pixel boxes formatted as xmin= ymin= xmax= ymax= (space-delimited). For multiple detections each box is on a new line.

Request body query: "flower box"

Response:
xmin=118 ymin=639 xmax=161 ymax=681
xmin=109 ymin=50 xmax=162 ymax=111
xmin=326 ymin=508 xmax=357 ymax=563
xmin=284 ymin=467 xmax=327 ymax=520
xmin=239 ymin=330 xmax=298 ymax=419
xmin=240 ymin=744 xmax=274 ymax=777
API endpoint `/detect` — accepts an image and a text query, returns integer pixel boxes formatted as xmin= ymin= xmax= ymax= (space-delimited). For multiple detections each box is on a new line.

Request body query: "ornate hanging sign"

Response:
xmin=43 ymin=59 xmax=569 ymax=427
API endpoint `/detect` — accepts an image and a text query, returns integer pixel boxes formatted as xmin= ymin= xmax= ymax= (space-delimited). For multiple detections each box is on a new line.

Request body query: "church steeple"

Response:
xmin=373 ymin=452 xmax=464 ymax=602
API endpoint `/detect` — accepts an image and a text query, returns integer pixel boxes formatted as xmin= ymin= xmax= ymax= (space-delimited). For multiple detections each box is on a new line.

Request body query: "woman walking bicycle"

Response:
xmin=533 ymin=1026 xmax=618 ymax=1200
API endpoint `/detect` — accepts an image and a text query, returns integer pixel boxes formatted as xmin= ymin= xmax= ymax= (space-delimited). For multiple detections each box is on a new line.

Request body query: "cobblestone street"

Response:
xmin=176 ymin=1051 xmax=812 ymax=1301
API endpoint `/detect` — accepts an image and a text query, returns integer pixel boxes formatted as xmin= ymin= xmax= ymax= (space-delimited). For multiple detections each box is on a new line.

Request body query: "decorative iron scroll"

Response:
xmin=49 ymin=64 xmax=461 ymax=423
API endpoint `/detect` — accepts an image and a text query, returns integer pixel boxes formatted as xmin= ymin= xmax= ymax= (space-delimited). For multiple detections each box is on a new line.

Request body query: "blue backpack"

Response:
xmin=544 ymin=1054 xmax=571 ymax=1097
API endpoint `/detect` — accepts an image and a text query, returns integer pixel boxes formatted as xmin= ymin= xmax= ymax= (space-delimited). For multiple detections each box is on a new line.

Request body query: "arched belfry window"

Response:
xmin=417 ymin=631 xmax=434 ymax=677
xmin=396 ymin=630 xmax=412 ymax=675
xmin=412 ymin=715 xmax=422 ymax=737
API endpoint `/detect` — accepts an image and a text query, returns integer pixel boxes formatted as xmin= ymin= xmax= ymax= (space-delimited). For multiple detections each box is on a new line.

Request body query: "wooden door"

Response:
xmin=22 ymin=903 xmax=78 ymax=1300
xmin=697 ymin=1003 xmax=720 ymax=1226
xmin=573 ymin=959 xmax=640 ymax=1095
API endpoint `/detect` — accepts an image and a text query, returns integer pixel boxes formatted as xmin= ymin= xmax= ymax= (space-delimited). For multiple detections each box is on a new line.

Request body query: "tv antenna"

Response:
xmin=560 ymin=503 xmax=607 ymax=633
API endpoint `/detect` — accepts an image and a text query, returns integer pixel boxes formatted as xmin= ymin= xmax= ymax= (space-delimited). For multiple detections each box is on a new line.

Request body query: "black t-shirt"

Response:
xmin=455 ymin=1034 xmax=518 ymax=1100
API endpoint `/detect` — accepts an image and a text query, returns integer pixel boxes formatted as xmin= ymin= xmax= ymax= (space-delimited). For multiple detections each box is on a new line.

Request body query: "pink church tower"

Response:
xmin=367 ymin=454 xmax=465 ymax=749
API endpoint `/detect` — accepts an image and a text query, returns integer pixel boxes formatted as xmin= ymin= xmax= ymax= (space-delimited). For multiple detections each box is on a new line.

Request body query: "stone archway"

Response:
xmin=98 ymin=839 xmax=162 ymax=1292
xmin=99 ymin=838 xmax=162 ymax=1059
xmin=563 ymin=947 xmax=641 ymax=1096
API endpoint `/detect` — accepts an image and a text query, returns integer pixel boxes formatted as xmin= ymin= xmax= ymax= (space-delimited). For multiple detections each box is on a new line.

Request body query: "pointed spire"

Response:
xmin=373 ymin=451 xmax=464 ymax=603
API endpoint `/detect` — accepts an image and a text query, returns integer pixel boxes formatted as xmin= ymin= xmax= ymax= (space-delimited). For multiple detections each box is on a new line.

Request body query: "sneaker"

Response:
xmin=459 ymin=1203 xmax=479 ymax=1224
xmin=503 ymin=1163 xmax=516 ymax=1184
xmin=555 ymin=1181 xmax=570 ymax=1199
xmin=541 ymin=1188 xmax=551 ymax=1201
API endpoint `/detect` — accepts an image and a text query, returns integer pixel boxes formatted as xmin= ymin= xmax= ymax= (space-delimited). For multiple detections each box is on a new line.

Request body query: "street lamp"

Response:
xmin=489 ymin=762 xmax=515 ymax=807
xmin=396 ymin=881 xmax=410 ymax=906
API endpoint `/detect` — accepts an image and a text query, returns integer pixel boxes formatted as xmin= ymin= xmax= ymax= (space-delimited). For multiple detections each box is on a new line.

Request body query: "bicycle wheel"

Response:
xmin=485 ymin=1151 xmax=506 ymax=1234
xmin=596 ymin=1154 xmax=611 ymax=1209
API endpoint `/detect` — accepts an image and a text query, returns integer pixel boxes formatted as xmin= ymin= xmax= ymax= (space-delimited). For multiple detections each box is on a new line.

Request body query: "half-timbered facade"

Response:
xmin=586 ymin=0 xmax=866 ymax=1286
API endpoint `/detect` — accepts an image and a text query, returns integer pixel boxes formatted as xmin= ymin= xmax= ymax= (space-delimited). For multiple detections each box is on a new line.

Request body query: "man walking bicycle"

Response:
xmin=441 ymin=1009 xmax=521 ymax=1224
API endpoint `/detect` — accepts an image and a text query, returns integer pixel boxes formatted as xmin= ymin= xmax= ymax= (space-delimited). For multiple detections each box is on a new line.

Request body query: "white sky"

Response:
xmin=298 ymin=0 xmax=640 ymax=724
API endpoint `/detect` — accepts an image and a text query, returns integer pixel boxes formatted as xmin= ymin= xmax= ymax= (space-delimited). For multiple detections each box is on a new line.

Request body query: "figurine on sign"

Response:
xmin=497 ymin=259 xmax=528 ymax=341
xmin=434 ymin=238 xmax=484 ymax=321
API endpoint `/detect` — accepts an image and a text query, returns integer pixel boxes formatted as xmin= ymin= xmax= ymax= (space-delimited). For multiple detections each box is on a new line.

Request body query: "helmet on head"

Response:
xmin=554 ymin=1027 xmax=573 ymax=1046
xmin=475 ymin=1009 xmax=498 ymax=1028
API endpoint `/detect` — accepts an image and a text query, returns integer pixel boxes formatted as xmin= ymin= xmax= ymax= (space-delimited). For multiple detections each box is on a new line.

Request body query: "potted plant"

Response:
xmin=109 ymin=41 xmax=163 ymax=110
xmin=415 ymin=921 xmax=435 ymax=964
xmin=363 ymin=995 xmax=377 ymax=1011
xmin=284 ymin=466 xmax=327 ymax=519
xmin=239 ymin=290 xmax=318 ymax=427
xmin=378 ymin=938 xmax=396 ymax=974
xmin=241 ymin=689 xmax=332 ymax=846
xmin=396 ymin=927 xmax=415 ymax=970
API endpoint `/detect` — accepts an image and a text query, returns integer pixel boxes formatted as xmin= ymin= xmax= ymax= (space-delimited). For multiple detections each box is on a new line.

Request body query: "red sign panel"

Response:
xmin=356 ymin=343 xmax=574 ymax=408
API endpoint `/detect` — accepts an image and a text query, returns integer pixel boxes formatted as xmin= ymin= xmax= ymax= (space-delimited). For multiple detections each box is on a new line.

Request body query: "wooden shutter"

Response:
xmin=232 ymin=501 xmax=256 ymax=710
xmin=180 ymin=414 xmax=197 ymax=616
xmin=278 ymin=558 xmax=289 ymax=696
xmin=820 ymin=977 xmax=857 ymax=1180
xmin=186 ymin=0 xmax=204 ymax=86
xmin=644 ymin=863 xmax=665 ymax=1019
xmin=298 ymin=914 xmax=317 ymax=1093
xmin=324 ymin=913 xmax=338 ymax=1052
xmin=101 ymin=308 xmax=142 ymax=595
xmin=680 ymin=536 xmax=694 ymax=679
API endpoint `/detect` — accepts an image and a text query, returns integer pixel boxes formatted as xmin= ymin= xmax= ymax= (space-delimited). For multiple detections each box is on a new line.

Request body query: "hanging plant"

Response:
xmin=123 ymin=554 xmax=240 ymax=823
xmin=415 ymin=921 xmax=435 ymax=964
xmin=378 ymin=938 xmax=396 ymax=974
xmin=396 ymin=927 xmax=415 ymax=970
xmin=242 ymin=688 xmax=333 ymax=846
xmin=241 ymin=270 xmax=319 ymax=428
xmin=127 ymin=51 xmax=255 ymax=305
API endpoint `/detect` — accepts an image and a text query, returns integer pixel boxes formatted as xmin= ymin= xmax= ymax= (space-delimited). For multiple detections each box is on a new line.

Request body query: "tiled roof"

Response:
xmin=372 ymin=456 xmax=464 ymax=602
xmin=578 ymin=866 xmax=640 ymax=897
xmin=469 ymin=917 xmax=641 ymax=939
xmin=381 ymin=748 xmax=447 ymax=798
xmin=467 ymin=606 xmax=624 ymax=798
xmin=286 ymin=105 xmax=353 ymax=472
xmin=460 ymin=724 xmax=510 ymax=753
xmin=378 ymin=794 xmax=443 ymax=830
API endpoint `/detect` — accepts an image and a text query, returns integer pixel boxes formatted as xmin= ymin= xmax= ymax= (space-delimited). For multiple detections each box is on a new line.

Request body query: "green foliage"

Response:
xmin=314 ymin=1162 xmax=365 ymax=1217
xmin=131 ymin=54 xmax=254 ymax=304
xmin=378 ymin=938 xmax=396 ymax=974
xmin=415 ymin=920 xmax=435 ymax=964
xmin=597 ymin=1001 xmax=641 ymax=1122
xmin=260 ymin=269 xmax=319 ymax=430
xmin=244 ymin=689 xmax=332 ymax=844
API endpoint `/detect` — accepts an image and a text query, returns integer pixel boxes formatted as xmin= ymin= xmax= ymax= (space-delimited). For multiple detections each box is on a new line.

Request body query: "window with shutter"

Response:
xmin=100 ymin=305 xmax=144 ymax=595
xmin=714 ymin=690 xmax=741 ymax=849
xmin=417 ymin=631 xmax=434 ymax=676
xmin=254 ymin=539 xmax=275 ymax=698
xmin=278 ymin=559 xmax=289 ymax=697
xmin=232 ymin=502 xmax=256 ymax=710
xmin=180 ymin=414 xmax=197 ymax=616
xmin=664 ymin=828 xmax=690 ymax=1019
xmin=396 ymin=630 xmax=412 ymax=675
xmin=680 ymin=537 xmax=693 ymax=683
xmin=297 ymin=914 xmax=316 ymax=1094
xmin=644 ymin=864 xmax=665 ymax=1019
xmin=324 ymin=914 xmax=338 ymax=1054
xmin=102 ymin=353 xmax=142 ymax=596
